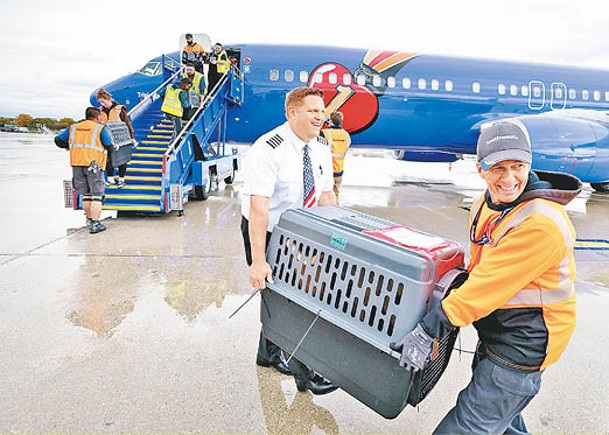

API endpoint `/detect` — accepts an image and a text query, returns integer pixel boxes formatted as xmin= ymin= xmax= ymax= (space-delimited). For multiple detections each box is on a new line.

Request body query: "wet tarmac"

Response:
xmin=1 ymin=132 xmax=608 ymax=433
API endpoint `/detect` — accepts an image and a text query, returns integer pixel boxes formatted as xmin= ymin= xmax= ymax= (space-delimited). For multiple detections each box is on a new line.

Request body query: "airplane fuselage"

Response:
xmin=95 ymin=43 xmax=609 ymax=185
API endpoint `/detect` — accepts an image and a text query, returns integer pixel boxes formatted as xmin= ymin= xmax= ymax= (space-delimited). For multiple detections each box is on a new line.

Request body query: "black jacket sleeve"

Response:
xmin=54 ymin=136 xmax=69 ymax=149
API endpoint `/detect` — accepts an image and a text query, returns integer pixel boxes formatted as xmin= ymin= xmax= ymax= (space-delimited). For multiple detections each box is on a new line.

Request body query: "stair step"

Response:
xmin=106 ymin=184 xmax=161 ymax=192
xmin=129 ymin=167 xmax=162 ymax=174
xmin=126 ymin=175 xmax=162 ymax=182
xmin=130 ymin=160 xmax=163 ymax=166
xmin=132 ymin=153 xmax=166 ymax=159
xmin=105 ymin=193 xmax=160 ymax=201
xmin=135 ymin=148 xmax=165 ymax=153
xmin=141 ymin=140 xmax=170 ymax=145
xmin=103 ymin=204 xmax=162 ymax=212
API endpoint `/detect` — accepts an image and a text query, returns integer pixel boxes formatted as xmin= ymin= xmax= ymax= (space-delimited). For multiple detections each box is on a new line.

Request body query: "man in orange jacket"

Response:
xmin=392 ymin=122 xmax=581 ymax=433
xmin=55 ymin=107 xmax=114 ymax=233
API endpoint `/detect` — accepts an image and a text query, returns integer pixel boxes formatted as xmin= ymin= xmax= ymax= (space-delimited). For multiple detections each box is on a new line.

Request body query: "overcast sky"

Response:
xmin=1 ymin=0 xmax=608 ymax=119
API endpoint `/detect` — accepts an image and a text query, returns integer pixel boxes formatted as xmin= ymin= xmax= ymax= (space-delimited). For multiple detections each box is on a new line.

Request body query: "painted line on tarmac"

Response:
xmin=575 ymin=239 xmax=609 ymax=250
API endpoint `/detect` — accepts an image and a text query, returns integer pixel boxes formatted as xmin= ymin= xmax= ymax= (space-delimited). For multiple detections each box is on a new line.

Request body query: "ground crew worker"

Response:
xmin=322 ymin=111 xmax=351 ymax=203
xmin=181 ymin=33 xmax=206 ymax=73
xmin=241 ymin=87 xmax=338 ymax=395
xmin=392 ymin=122 xmax=581 ymax=433
xmin=96 ymin=88 xmax=136 ymax=188
xmin=182 ymin=63 xmax=207 ymax=119
xmin=159 ymin=77 xmax=192 ymax=139
xmin=207 ymin=42 xmax=229 ymax=94
xmin=54 ymin=107 xmax=114 ymax=234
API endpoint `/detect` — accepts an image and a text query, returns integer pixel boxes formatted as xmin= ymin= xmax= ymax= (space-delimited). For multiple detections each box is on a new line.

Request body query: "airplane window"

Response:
xmin=472 ymin=82 xmax=480 ymax=93
xmin=373 ymin=76 xmax=382 ymax=87
xmin=445 ymin=80 xmax=453 ymax=91
xmin=418 ymin=78 xmax=426 ymax=90
xmin=357 ymin=74 xmax=366 ymax=85
xmin=329 ymin=72 xmax=338 ymax=84
xmin=568 ymin=89 xmax=576 ymax=99
xmin=299 ymin=71 xmax=309 ymax=83
xmin=554 ymin=87 xmax=563 ymax=99
xmin=343 ymin=74 xmax=352 ymax=85
xmin=594 ymin=90 xmax=601 ymax=101
xmin=605 ymin=91 xmax=609 ymax=102
xmin=402 ymin=78 xmax=411 ymax=89
xmin=139 ymin=61 xmax=161 ymax=77
xmin=431 ymin=79 xmax=439 ymax=90
xmin=510 ymin=85 xmax=518 ymax=96
xmin=521 ymin=86 xmax=529 ymax=97
xmin=270 ymin=69 xmax=279 ymax=81
xmin=582 ymin=90 xmax=589 ymax=100
xmin=387 ymin=77 xmax=396 ymax=88
xmin=313 ymin=71 xmax=323 ymax=84
xmin=285 ymin=70 xmax=294 ymax=82
xmin=498 ymin=84 xmax=506 ymax=95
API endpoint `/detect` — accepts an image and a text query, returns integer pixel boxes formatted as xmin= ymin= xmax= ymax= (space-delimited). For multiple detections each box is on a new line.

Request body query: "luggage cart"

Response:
xmin=261 ymin=206 xmax=467 ymax=418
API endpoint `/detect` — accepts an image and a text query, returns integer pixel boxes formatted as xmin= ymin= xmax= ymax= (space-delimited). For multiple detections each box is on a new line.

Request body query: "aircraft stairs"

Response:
xmin=103 ymin=64 xmax=244 ymax=214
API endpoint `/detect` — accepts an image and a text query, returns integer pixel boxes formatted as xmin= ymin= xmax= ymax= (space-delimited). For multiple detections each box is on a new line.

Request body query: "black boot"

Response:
xmin=294 ymin=373 xmax=338 ymax=395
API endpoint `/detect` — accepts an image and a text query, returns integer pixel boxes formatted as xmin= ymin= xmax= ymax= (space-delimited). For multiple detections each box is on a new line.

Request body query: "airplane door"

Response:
xmin=550 ymin=82 xmax=567 ymax=110
xmin=528 ymin=80 xmax=545 ymax=110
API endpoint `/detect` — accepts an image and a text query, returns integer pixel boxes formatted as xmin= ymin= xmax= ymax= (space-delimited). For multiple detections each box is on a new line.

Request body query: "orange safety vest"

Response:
xmin=68 ymin=120 xmax=107 ymax=168
xmin=323 ymin=127 xmax=351 ymax=175
xmin=100 ymin=105 xmax=124 ymax=123
xmin=442 ymin=194 xmax=577 ymax=370
xmin=182 ymin=43 xmax=205 ymax=64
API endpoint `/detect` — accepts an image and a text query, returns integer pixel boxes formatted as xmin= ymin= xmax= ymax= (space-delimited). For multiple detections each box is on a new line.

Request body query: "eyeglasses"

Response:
xmin=469 ymin=204 xmax=513 ymax=245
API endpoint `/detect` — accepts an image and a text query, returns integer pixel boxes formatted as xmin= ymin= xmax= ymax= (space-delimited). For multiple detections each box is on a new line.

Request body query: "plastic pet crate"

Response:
xmin=261 ymin=206 xmax=466 ymax=418
xmin=105 ymin=121 xmax=134 ymax=167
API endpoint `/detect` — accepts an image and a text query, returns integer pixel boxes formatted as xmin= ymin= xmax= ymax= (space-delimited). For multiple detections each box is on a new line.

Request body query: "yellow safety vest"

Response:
xmin=161 ymin=85 xmax=183 ymax=117
xmin=182 ymin=71 xmax=205 ymax=96
xmin=323 ymin=127 xmax=351 ymax=175
xmin=100 ymin=105 xmax=123 ymax=123
xmin=68 ymin=120 xmax=107 ymax=168
xmin=216 ymin=50 xmax=229 ymax=74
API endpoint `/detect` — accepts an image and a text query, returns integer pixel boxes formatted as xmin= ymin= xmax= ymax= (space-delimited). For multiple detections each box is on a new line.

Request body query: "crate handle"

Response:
xmin=228 ymin=288 xmax=260 ymax=319
xmin=285 ymin=309 xmax=322 ymax=364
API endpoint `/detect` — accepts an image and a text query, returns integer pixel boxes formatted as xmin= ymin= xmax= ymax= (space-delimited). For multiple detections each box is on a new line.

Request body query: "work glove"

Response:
xmin=390 ymin=324 xmax=434 ymax=372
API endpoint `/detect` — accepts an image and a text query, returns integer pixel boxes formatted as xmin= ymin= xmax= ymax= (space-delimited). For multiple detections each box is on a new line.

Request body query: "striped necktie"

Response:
xmin=303 ymin=144 xmax=316 ymax=207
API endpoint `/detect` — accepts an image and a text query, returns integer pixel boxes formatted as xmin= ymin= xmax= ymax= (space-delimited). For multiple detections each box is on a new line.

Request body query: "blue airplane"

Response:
xmin=93 ymin=42 xmax=609 ymax=193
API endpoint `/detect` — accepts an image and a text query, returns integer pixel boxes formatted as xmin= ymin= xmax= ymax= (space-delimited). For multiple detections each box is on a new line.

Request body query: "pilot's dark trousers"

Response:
xmin=240 ymin=216 xmax=313 ymax=381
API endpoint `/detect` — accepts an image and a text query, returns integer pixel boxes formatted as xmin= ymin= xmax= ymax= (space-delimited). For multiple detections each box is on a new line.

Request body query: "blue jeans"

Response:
xmin=434 ymin=357 xmax=542 ymax=434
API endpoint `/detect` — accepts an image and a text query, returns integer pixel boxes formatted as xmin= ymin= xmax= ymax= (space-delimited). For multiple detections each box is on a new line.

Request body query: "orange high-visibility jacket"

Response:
xmin=322 ymin=127 xmax=351 ymax=176
xmin=440 ymin=171 xmax=580 ymax=371
xmin=68 ymin=120 xmax=107 ymax=168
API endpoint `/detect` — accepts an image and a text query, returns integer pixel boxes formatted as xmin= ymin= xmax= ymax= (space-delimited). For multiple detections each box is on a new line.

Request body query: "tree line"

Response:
xmin=0 ymin=114 xmax=75 ymax=131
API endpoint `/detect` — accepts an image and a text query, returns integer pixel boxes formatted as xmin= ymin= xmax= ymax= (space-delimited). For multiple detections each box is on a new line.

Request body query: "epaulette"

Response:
xmin=266 ymin=134 xmax=284 ymax=149
xmin=317 ymin=135 xmax=328 ymax=146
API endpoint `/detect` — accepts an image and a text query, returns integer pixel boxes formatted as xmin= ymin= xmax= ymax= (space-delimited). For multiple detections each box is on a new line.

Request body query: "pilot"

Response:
xmin=54 ymin=107 xmax=114 ymax=234
xmin=321 ymin=111 xmax=351 ymax=203
xmin=240 ymin=86 xmax=338 ymax=395
xmin=392 ymin=122 xmax=581 ymax=433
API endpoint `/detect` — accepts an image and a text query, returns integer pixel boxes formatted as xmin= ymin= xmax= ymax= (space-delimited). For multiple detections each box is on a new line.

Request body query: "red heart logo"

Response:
xmin=308 ymin=63 xmax=378 ymax=134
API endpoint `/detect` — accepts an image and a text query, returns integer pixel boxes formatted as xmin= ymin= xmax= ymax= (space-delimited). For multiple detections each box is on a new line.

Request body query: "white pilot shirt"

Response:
xmin=241 ymin=122 xmax=334 ymax=232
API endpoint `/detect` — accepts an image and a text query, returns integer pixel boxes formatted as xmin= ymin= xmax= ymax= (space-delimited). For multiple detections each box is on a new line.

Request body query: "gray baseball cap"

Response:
xmin=477 ymin=123 xmax=532 ymax=170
